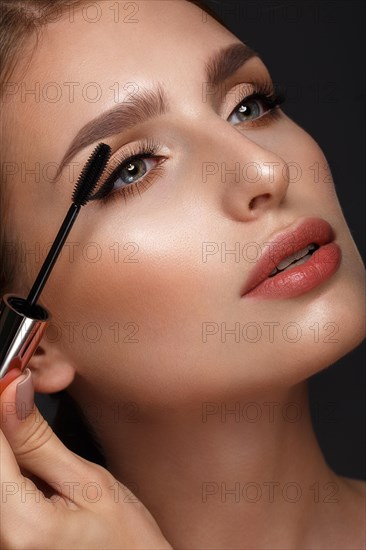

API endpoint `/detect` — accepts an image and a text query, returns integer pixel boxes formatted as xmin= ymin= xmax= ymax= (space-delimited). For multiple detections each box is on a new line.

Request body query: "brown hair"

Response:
xmin=0 ymin=0 xmax=226 ymax=298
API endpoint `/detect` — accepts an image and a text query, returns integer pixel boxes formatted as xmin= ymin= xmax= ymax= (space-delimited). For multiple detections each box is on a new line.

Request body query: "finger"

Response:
xmin=0 ymin=369 xmax=100 ymax=502
xmin=0 ymin=429 xmax=57 ymax=541
xmin=0 ymin=428 xmax=22 ymax=482
xmin=0 ymin=368 xmax=22 ymax=395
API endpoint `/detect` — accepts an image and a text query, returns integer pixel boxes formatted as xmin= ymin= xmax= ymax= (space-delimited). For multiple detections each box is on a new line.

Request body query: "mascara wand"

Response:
xmin=27 ymin=143 xmax=111 ymax=305
xmin=0 ymin=142 xmax=112 ymax=380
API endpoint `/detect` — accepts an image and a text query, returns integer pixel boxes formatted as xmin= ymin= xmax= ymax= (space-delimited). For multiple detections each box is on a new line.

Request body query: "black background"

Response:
xmin=37 ymin=0 xmax=365 ymax=480
xmin=201 ymin=0 xmax=365 ymax=479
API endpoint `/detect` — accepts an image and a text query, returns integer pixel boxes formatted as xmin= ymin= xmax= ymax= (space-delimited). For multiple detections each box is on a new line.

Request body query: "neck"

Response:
xmin=71 ymin=381 xmax=341 ymax=549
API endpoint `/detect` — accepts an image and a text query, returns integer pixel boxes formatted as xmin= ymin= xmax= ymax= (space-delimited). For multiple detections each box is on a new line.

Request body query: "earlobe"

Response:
xmin=27 ymin=342 xmax=75 ymax=394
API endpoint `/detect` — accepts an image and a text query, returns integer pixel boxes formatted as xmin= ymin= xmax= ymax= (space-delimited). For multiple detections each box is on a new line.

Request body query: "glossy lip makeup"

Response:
xmin=241 ymin=217 xmax=342 ymax=300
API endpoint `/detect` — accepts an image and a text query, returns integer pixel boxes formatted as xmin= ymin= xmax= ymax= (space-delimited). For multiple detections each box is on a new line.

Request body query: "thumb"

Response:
xmin=0 ymin=368 xmax=94 ymax=501
xmin=0 ymin=367 xmax=22 ymax=395
xmin=0 ymin=368 xmax=35 ymax=425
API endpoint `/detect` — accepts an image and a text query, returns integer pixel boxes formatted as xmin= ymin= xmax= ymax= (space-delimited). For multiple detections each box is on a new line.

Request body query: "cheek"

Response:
xmin=275 ymin=117 xmax=339 ymax=202
xmin=38 ymin=204 xmax=233 ymax=397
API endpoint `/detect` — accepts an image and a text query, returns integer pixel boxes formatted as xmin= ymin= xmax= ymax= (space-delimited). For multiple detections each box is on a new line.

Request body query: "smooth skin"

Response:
xmin=1 ymin=1 xmax=365 ymax=548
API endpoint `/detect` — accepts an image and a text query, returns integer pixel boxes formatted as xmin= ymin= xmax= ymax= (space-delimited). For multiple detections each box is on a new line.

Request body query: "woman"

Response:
xmin=0 ymin=0 xmax=365 ymax=548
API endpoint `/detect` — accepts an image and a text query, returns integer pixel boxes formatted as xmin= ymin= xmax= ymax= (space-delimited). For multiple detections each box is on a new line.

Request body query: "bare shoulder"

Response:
xmin=304 ymin=475 xmax=365 ymax=549
xmin=337 ymin=475 xmax=366 ymax=549
xmin=348 ymin=477 xmax=366 ymax=494
xmin=339 ymin=475 xmax=366 ymax=499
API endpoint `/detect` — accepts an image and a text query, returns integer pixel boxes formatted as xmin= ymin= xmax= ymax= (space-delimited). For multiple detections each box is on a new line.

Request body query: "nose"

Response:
xmin=202 ymin=123 xmax=290 ymax=222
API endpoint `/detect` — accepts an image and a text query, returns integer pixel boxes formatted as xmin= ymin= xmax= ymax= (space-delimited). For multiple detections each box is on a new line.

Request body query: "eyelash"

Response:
xmin=94 ymin=82 xmax=287 ymax=205
xmin=230 ymin=81 xmax=286 ymax=127
xmin=91 ymin=137 xmax=165 ymax=206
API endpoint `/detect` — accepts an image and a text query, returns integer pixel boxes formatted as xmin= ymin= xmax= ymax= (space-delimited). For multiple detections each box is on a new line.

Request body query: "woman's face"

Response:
xmin=5 ymin=0 xmax=365 ymax=406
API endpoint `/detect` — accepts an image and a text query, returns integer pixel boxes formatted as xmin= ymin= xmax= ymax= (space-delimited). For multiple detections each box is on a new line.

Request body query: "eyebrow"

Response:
xmin=55 ymin=42 xmax=258 ymax=180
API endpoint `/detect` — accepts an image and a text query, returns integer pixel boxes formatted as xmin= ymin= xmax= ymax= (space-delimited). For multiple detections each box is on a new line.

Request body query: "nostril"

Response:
xmin=249 ymin=193 xmax=271 ymax=210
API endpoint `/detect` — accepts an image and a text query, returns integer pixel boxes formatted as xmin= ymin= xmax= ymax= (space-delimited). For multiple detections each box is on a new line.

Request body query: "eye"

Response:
xmin=90 ymin=137 xmax=166 ymax=204
xmin=226 ymin=83 xmax=286 ymax=126
xmin=111 ymin=156 xmax=158 ymax=191
xmin=228 ymin=96 xmax=269 ymax=124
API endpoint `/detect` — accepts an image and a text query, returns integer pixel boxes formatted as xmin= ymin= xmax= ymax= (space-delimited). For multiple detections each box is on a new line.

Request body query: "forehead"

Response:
xmin=5 ymin=1 xmax=237 ymax=158
xmin=22 ymin=1 xmax=234 ymax=93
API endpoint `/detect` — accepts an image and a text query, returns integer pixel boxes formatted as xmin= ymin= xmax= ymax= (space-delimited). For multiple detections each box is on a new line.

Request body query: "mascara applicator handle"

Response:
xmin=0 ymin=142 xmax=111 ymax=381
xmin=0 ymin=295 xmax=49 ymax=379
xmin=26 ymin=203 xmax=80 ymax=306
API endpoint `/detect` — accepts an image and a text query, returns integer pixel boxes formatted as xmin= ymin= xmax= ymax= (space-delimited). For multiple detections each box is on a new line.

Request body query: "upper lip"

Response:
xmin=241 ymin=217 xmax=336 ymax=296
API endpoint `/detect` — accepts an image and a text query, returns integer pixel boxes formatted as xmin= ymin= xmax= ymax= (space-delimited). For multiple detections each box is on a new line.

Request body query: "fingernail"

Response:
xmin=0 ymin=368 xmax=22 ymax=395
xmin=15 ymin=368 xmax=34 ymax=420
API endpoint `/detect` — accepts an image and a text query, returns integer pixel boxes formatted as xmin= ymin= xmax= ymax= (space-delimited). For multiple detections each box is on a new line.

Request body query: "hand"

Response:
xmin=0 ymin=369 xmax=173 ymax=550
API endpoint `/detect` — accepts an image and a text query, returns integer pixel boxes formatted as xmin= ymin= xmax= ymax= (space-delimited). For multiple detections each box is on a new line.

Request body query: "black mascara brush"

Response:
xmin=0 ymin=142 xmax=112 ymax=380
xmin=27 ymin=143 xmax=111 ymax=305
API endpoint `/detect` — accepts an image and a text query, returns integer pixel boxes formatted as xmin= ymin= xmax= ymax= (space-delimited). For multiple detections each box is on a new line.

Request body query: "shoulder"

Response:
xmin=336 ymin=476 xmax=366 ymax=549
xmin=340 ymin=475 xmax=366 ymax=500
xmin=305 ymin=475 xmax=366 ymax=549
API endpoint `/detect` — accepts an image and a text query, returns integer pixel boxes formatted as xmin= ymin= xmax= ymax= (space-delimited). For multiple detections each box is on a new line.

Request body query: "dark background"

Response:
xmin=201 ymin=0 xmax=365 ymax=479
xmin=37 ymin=0 xmax=365 ymax=479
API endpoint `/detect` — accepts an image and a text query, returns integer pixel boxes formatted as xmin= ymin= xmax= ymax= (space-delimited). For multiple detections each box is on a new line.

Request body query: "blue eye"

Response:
xmin=228 ymin=86 xmax=286 ymax=125
xmin=111 ymin=156 xmax=158 ymax=188
xmin=229 ymin=97 xmax=264 ymax=124
xmin=90 ymin=138 xmax=164 ymax=203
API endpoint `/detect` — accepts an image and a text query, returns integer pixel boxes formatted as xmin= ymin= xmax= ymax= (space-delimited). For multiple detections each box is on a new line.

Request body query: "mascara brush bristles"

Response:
xmin=72 ymin=143 xmax=112 ymax=206
xmin=26 ymin=143 xmax=112 ymax=305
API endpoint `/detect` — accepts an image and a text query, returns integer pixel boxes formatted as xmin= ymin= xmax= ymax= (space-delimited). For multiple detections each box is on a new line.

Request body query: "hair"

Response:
xmin=0 ymin=0 xmax=227 ymax=300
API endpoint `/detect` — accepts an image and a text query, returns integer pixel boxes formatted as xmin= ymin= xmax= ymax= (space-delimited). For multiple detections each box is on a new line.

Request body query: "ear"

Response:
xmin=27 ymin=339 xmax=76 ymax=394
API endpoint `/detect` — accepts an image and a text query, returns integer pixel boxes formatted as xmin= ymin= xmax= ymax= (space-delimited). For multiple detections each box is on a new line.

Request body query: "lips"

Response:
xmin=242 ymin=218 xmax=341 ymax=298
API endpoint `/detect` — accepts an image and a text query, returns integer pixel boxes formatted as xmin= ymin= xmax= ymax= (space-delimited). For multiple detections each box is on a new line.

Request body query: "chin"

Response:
xmin=228 ymin=270 xmax=365 ymax=391
xmin=285 ymin=274 xmax=365 ymax=384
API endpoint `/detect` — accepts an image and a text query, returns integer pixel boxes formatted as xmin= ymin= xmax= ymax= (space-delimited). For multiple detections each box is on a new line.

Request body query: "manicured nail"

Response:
xmin=0 ymin=368 xmax=22 ymax=395
xmin=15 ymin=368 xmax=34 ymax=420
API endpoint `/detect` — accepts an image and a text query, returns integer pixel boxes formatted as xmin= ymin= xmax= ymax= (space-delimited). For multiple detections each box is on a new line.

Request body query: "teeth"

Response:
xmin=268 ymin=243 xmax=317 ymax=277
xmin=276 ymin=246 xmax=310 ymax=270
xmin=295 ymin=246 xmax=312 ymax=259
xmin=287 ymin=253 xmax=312 ymax=269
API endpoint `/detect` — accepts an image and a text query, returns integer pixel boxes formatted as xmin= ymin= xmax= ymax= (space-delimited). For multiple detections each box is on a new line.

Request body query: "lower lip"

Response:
xmin=244 ymin=242 xmax=342 ymax=299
